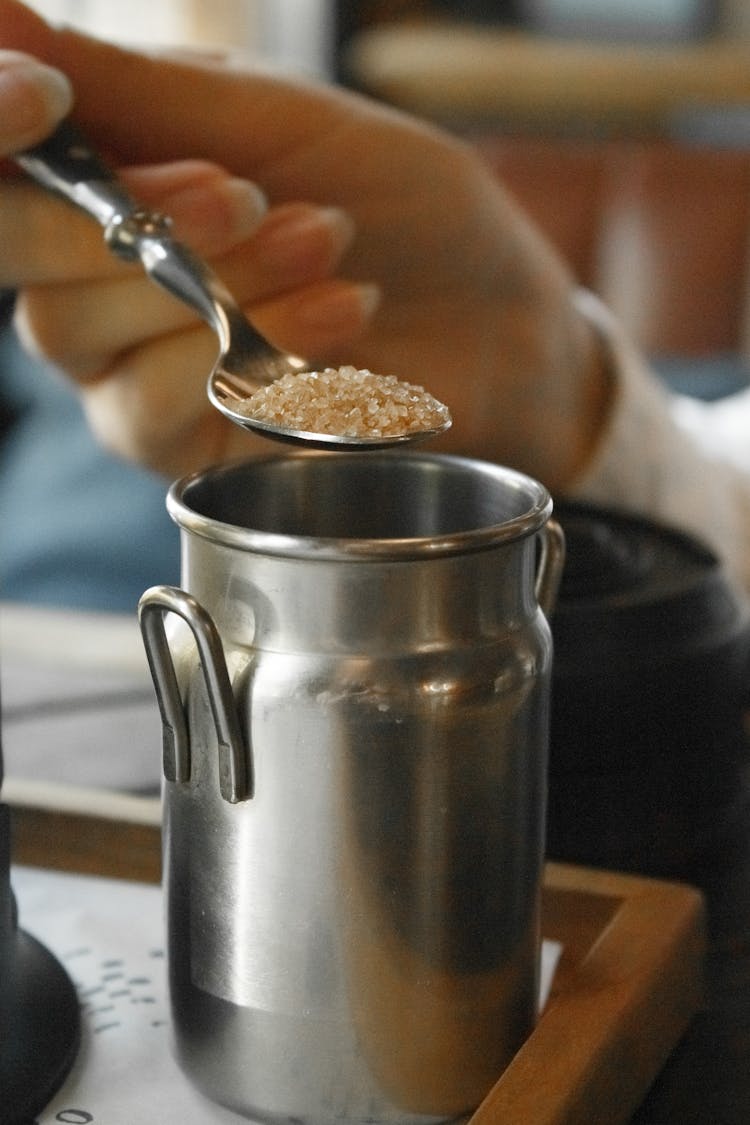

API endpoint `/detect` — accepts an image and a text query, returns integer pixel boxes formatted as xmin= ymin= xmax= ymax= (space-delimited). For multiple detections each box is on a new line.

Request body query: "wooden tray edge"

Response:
xmin=469 ymin=866 xmax=705 ymax=1125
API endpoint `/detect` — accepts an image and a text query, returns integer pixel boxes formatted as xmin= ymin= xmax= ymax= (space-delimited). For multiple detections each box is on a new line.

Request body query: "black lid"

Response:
xmin=551 ymin=501 xmax=750 ymax=675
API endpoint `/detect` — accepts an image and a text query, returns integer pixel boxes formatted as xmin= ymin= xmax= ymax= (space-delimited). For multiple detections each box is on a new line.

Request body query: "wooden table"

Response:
xmin=6 ymin=781 xmax=704 ymax=1125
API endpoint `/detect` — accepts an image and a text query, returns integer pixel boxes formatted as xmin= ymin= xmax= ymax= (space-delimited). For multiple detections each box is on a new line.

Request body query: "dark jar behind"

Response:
xmin=547 ymin=501 xmax=750 ymax=892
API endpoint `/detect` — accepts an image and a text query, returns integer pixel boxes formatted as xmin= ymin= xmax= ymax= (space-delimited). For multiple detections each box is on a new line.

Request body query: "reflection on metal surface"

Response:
xmin=142 ymin=452 xmax=561 ymax=1123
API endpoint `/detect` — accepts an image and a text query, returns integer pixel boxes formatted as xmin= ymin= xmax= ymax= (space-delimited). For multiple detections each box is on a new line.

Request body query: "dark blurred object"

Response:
xmin=0 ymin=291 xmax=19 ymax=443
xmin=333 ymin=1 xmax=522 ymax=81
xmin=520 ymin=0 xmax=717 ymax=43
xmin=0 ymin=683 xmax=80 ymax=1123
xmin=422 ymin=0 xmax=522 ymax=20
xmin=548 ymin=502 xmax=750 ymax=890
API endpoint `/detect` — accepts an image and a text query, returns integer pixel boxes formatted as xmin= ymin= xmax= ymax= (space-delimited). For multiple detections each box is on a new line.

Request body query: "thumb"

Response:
xmin=0 ymin=0 xmax=344 ymax=186
xmin=0 ymin=50 xmax=73 ymax=153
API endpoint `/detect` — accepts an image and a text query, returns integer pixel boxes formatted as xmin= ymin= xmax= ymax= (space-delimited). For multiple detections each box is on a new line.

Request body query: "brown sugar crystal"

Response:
xmin=236 ymin=366 xmax=451 ymax=438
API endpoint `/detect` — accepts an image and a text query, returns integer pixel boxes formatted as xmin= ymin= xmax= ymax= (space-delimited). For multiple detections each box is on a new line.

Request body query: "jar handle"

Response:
xmin=535 ymin=519 xmax=566 ymax=617
xmin=138 ymin=585 xmax=252 ymax=803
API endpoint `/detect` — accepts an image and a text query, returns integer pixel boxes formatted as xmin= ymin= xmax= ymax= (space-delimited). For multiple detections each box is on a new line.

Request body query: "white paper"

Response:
xmin=13 ymin=866 xmax=561 ymax=1122
xmin=13 ymin=866 xmax=248 ymax=1124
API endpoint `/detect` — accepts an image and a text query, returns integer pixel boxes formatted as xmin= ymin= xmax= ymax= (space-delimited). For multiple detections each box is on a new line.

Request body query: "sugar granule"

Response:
xmin=236 ymin=367 xmax=451 ymax=438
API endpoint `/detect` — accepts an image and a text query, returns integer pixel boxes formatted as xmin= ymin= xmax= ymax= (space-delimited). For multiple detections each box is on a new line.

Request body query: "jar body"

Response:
xmin=141 ymin=453 xmax=560 ymax=1123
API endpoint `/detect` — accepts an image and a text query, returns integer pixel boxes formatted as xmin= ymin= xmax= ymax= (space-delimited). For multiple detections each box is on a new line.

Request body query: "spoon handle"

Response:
xmin=15 ymin=120 xmax=242 ymax=344
xmin=14 ymin=118 xmax=138 ymax=231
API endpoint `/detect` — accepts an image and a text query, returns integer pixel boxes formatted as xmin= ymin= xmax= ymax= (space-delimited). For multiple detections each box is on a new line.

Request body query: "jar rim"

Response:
xmin=167 ymin=451 xmax=553 ymax=561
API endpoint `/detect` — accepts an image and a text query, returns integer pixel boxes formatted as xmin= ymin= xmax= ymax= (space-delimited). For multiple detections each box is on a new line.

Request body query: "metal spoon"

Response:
xmin=15 ymin=121 xmax=451 ymax=449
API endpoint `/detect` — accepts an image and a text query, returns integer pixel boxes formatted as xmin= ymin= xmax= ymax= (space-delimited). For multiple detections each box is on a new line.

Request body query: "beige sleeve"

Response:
xmin=567 ymin=290 xmax=750 ymax=594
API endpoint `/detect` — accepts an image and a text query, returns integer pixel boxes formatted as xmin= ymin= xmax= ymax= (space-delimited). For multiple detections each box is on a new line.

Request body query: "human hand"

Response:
xmin=0 ymin=48 xmax=377 ymax=475
xmin=0 ymin=0 xmax=611 ymax=488
xmin=4 ymin=149 xmax=374 ymax=473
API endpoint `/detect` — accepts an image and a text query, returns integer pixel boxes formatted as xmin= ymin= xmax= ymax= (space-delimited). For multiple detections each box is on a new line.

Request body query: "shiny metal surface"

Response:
xmin=16 ymin=122 xmax=451 ymax=450
xmin=139 ymin=452 xmax=563 ymax=1124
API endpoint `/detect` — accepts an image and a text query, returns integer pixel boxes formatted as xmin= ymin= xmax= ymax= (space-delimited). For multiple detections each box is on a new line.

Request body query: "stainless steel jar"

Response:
xmin=139 ymin=451 xmax=563 ymax=1124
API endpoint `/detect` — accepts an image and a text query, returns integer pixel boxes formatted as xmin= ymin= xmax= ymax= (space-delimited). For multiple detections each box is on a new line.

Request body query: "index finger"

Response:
xmin=0 ymin=0 xmax=346 ymax=188
xmin=1 ymin=160 xmax=268 ymax=286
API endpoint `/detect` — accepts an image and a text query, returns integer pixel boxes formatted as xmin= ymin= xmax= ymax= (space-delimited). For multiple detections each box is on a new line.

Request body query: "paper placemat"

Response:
xmin=13 ymin=866 xmax=561 ymax=1123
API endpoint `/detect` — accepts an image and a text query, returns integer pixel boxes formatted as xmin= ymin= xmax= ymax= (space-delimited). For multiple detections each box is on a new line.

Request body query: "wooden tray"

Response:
xmin=7 ymin=780 xmax=705 ymax=1125
xmin=469 ymin=862 xmax=704 ymax=1125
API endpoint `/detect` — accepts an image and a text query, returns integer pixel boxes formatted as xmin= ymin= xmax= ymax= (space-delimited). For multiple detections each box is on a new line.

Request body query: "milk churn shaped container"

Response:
xmin=139 ymin=451 xmax=564 ymax=1124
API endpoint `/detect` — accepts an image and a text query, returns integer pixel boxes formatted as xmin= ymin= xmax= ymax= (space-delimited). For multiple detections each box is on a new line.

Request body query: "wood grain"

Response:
xmin=468 ymin=864 xmax=704 ymax=1125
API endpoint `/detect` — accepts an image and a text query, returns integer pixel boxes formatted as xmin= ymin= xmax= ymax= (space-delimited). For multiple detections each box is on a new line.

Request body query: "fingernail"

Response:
xmin=0 ymin=56 xmax=73 ymax=149
xmin=35 ymin=64 xmax=74 ymax=119
xmin=353 ymin=282 xmax=381 ymax=320
xmin=317 ymin=207 xmax=356 ymax=255
xmin=167 ymin=176 xmax=267 ymax=248
xmin=300 ymin=281 xmax=381 ymax=329
xmin=221 ymin=178 xmax=269 ymax=239
xmin=259 ymin=205 xmax=355 ymax=263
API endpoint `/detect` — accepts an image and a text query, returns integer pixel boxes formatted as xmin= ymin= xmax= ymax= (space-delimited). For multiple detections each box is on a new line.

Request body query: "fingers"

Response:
xmin=74 ymin=279 xmax=381 ymax=476
xmin=14 ymin=201 xmax=360 ymax=374
xmin=0 ymin=49 xmax=72 ymax=153
xmin=248 ymin=278 xmax=381 ymax=363
xmin=0 ymin=159 xmax=268 ymax=287
xmin=124 ymin=162 xmax=268 ymax=253
xmin=78 ymin=324 xmax=239 ymax=476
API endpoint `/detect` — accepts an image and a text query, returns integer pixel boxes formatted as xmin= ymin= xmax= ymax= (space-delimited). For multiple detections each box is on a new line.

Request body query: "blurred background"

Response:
xmin=4 ymin=14 xmax=750 ymax=1123
xmin=1 ymin=0 xmax=748 ymax=616
xmin=1 ymin=0 xmax=749 ymax=678
xmin=24 ymin=0 xmax=334 ymax=74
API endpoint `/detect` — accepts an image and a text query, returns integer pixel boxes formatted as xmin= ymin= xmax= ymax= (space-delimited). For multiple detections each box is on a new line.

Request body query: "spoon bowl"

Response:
xmin=16 ymin=122 xmax=451 ymax=450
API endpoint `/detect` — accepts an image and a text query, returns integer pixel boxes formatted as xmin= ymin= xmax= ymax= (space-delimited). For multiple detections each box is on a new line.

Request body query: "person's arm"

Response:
xmin=569 ymin=291 xmax=750 ymax=592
